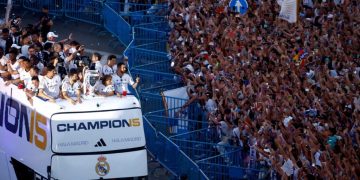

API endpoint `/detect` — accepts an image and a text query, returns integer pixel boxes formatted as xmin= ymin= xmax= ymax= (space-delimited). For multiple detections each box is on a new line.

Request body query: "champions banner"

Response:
xmin=279 ymin=0 xmax=298 ymax=23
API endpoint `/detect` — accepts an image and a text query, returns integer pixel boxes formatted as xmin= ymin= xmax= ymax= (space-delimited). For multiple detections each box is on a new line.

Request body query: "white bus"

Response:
xmin=0 ymin=77 xmax=147 ymax=179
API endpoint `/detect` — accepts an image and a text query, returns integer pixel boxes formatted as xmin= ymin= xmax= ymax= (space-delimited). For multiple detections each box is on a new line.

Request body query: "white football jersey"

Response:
xmin=39 ymin=75 xmax=61 ymax=98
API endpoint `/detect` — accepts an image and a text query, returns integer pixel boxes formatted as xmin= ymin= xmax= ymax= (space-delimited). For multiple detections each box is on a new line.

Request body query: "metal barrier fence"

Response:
xmin=64 ymin=0 xmax=103 ymax=26
xmin=0 ymin=0 xmax=21 ymax=6
xmin=106 ymin=2 xmax=168 ymax=26
xmin=23 ymin=0 xmax=63 ymax=15
xmin=144 ymin=116 xmax=209 ymax=179
xmin=140 ymin=91 xmax=185 ymax=113
xmin=135 ymin=21 xmax=169 ymax=29
xmin=145 ymin=105 xmax=208 ymax=131
xmin=134 ymin=26 xmax=168 ymax=46
xmin=145 ymin=107 xmax=209 ymax=137
xmin=131 ymin=68 xmax=181 ymax=93
xmin=169 ymin=128 xmax=270 ymax=179
xmin=133 ymin=41 xmax=168 ymax=52
xmin=134 ymin=59 xmax=171 ymax=73
xmin=17 ymin=0 xmax=167 ymax=46
xmin=197 ymin=149 xmax=270 ymax=180
xmin=107 ymin=2 xmax=152 ymax=13
xmin=169 ymin=127 xmax=238 ymax=160
xmin=122 ymin=13 xmax=166 ymax=26
xmin=127 ymin=47 xmax=168 ymax=68
xmin=103 ymin=3 xmax=131 ymax=45
xmin=106 ymin=2 xmax=168 ymax=15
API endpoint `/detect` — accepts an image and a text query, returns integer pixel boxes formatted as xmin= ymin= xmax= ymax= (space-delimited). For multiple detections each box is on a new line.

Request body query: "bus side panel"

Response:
xmin=0 ymin=150 xmax=15 ymax=180
xmin=0 ymin=90 xmax=52 ymax=178
xmin=51 ymin=109 xmax=146 ymax=153
xmin=51 ymin=149 xmax=148 ymax=179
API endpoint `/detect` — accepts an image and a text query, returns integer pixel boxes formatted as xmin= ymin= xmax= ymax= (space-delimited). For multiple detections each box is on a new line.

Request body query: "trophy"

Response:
xmin=83 ymin=66 xmax=100 ymax=98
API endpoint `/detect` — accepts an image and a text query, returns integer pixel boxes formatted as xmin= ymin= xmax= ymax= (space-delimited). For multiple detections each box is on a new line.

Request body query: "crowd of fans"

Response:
xmin=169 ymin=0 xmax=359 ymax=178
xmin=0 ymin=7 xmax=139 ymax=105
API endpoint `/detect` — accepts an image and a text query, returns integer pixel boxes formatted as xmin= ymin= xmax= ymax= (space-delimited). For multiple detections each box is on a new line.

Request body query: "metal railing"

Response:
xmin=131 ymin=69 xmax=181 ymax=93
xmin=0 ymin=0 xmax=21 ymax=6
xmin=23 ymin=0 xmax=64 ymax=15
xmin=140 ymin=91 xmax=185 ymax=113
xmin=126 ymin=47 xmax=168 ymax=68
xmin=103 ymin=3 xmax=131 ymax=45
xmin=17 ymin=0 xmax=167 ymax=46
xmin=64 ymin=0 xmax=103 ymax=25
xmin=145 ymin=108 xmax=209 ymax=137
xmin=197 ymin=149 xmax=270 ymax=180
xmin=106 ymin=1 xmax=168 ymax=26
xmin=144 ymin=116 xmax=209 ymax=179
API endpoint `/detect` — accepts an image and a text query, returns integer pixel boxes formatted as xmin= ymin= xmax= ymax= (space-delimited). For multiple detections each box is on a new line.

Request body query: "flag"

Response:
xmin=279 ymin=0 xmax=298 ymax=23
xmin=293 ymin=48 xmax=309 ymax=67
xmin=292 ymin=48 xmax=302 ymax=62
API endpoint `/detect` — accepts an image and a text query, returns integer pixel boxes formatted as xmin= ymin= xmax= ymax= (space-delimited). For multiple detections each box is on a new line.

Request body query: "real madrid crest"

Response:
xmin=95 ymin=155 xmax=110 ymax=176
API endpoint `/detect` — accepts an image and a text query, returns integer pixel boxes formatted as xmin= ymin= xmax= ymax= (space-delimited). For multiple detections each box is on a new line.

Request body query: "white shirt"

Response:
xmin=9 ymin=61 xmax=20 ymax=79
xmin=18 ymin=68 xmax=31 ymax=82
xmin=25 ymin=75 xmax=43 ymax=88
xmin=232 ymin=128 xmax=244 ymax=147
xmin=112 ymin=73 xmax=134 ymax=93
xmin=314 ymin=151 xmax=322 ymax=167
xmin=61 ymin=80 xmax=81 ymax=97
xmin=96 ymin=84 xmax=115 ymax=95
xmin=66 ymin=58 xmax=77 ymax=71
xmin=0 ymin=55 xmax=7 ymax=66
xmin=102 ymin=64 xmax=117 ymax=75
xmin=0 ymin=55 xmax=8 ymax=73
xmin=26 ymin=81 xmax=39 ymax=94
xmin=218 ymin=121 xmax=232 ymax=140
xmin=205 ymin=99 xmax=217 ymax=113
xmin=59 ymin=51 xmax=66 ymax=60
xmin=36 ymin=62 xmax=45 ymax=74
xmin=94 ymin=61 xmax=103 ymax=75
xmin=21 ymin=45 xmax=29 ymax=57
xmin=39 ymin=75 xmax=61 ymax=98
xmin=281 ymin=159 xmax=295 ymax=176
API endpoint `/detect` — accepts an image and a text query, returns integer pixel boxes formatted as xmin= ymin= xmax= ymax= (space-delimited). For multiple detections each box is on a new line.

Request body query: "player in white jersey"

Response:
xmin=90 ymin=52 xmax=103 ymax=76
xmin=18 ymin=57 xmax=32 ymax=84
xmin=24 ymin=76 xmax=40 ymax=105
xmin=4 ymin=56 xmax=29 ymax=85
xmin=4 ymin=49 xmax=20 ymax=80
xmin=96 ymin=74 xmax=115 ymax=97
xmin=0 ymin=47 xmax=7 ymax=74
xmin=102 ymin=55 xmax=117 ymax=75
xmin=112 ymin=62 xmax=140 ymax=96
xmin=38 ymin=65 xmax=62 ymax=103
xmin=61 ymin=68 xmax=82 ymax=105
